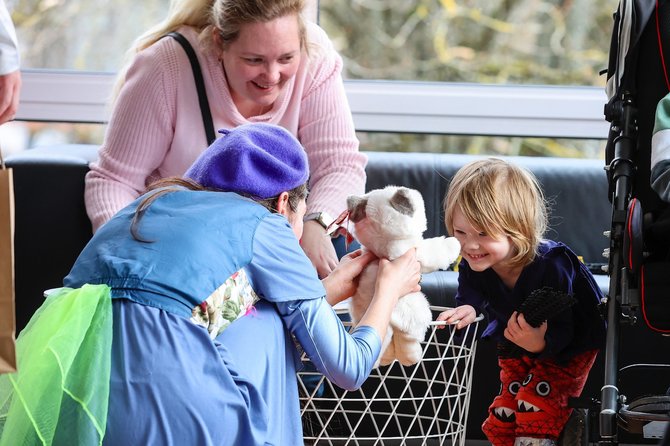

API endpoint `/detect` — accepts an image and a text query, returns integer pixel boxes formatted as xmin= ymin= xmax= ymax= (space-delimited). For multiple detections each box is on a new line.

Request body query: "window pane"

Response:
xmin=0 ymin=122 xmax=104 ymax=157
xmin=13 ymin=0 xmax=617 ymax=86
xmin=12 ymin=0 xmax=169 ymax=71
xmin=319 ymin=0 xmax=616 ymax=86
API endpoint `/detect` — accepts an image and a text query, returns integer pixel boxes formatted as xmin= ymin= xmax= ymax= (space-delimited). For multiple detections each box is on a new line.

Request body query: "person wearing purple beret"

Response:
xmin=0 ymin=123 xmax=421 ymax=446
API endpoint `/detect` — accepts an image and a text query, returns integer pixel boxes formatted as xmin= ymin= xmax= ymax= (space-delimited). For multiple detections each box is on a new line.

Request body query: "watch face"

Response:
xmin=317 ymin=212 xmax=334 ymax=227
xmin=305 ymin=212 xmax=335 ymax=231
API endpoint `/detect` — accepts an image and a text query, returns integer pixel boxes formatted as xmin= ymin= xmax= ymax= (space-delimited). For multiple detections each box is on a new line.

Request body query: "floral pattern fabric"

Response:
xmin=190 ymin=269 xmax=259 ymax=339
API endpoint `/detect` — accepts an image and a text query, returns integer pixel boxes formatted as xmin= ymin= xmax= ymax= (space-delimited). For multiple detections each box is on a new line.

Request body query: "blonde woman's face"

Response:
xmin=222 ymin=14 xmax=302 ymax=117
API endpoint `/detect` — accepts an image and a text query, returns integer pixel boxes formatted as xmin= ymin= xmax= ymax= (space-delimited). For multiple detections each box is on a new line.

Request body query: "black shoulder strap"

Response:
xmin=166 ymin=31 xmax=216 ymax=146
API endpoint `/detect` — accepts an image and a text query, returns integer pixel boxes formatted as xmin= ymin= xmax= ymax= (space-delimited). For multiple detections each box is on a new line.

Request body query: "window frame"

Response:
xmin=16 ymin=69 xmax=609 ymax=139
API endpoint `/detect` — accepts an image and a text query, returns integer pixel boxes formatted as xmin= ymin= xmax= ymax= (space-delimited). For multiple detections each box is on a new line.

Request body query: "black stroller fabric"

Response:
xmin=605 ymin=0 xmax=670 ymax=211
xmin=605 ymin=0 xmax=670 ymax=332
xmin=601 ymin=1 xmax=670 ymax=443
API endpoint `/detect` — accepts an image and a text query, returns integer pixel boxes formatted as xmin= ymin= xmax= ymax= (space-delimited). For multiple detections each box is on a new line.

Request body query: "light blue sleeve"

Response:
xmin=275 ymin=297 xmax=382 ymax=391
xmin=246 ymin=213 xmax=326 ymax=302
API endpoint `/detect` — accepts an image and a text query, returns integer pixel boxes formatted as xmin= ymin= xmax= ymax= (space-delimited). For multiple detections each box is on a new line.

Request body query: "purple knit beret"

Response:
xmin=185 ymin=123 xmax=309 ymax=199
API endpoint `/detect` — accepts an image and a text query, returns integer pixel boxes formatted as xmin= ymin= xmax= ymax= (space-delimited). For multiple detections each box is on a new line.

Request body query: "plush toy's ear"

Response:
xmin=390 ymin=188 xmax=414 ymax=216
xmin=347 ymin=196 xmax=368 ymax=222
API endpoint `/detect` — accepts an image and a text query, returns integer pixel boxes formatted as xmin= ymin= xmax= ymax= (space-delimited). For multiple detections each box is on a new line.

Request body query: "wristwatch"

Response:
xmin=304 ymin=211 xmax=338 ymax=235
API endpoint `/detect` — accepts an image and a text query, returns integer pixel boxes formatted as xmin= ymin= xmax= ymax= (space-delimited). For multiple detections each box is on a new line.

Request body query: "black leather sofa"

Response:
xmin=7 ymin=144 xmax=669 ymax=442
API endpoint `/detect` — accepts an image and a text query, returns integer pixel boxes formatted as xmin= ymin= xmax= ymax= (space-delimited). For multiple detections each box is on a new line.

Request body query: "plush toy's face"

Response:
xmin=346 ymin=186 xmax=427 ymax=259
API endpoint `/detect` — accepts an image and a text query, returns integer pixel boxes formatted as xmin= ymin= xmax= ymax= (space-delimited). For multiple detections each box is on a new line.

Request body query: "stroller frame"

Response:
xmin=601 ymin=0 xmax=670 ymax=444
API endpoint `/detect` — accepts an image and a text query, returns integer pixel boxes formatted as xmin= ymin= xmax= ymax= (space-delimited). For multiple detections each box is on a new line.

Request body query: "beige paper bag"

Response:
xmin=0 ymin=156 xmax=16 ymax=374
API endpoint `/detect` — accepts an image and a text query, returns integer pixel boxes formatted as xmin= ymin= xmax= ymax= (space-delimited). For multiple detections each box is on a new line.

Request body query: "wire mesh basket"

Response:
xmin=299 ymin=305 xmax=483 ymax=446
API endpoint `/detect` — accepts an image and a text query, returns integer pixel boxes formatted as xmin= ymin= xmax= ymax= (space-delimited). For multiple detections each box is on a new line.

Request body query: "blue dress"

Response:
xmin=56 ymin=189 xmax=382 ymax=445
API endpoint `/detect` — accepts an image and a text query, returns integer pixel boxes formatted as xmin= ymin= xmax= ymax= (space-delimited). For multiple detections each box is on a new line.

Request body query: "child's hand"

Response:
xmin=504 ymin=311 xmax=547 ymax=353
xmin=435 ymin=305 xmax=476 ymax=330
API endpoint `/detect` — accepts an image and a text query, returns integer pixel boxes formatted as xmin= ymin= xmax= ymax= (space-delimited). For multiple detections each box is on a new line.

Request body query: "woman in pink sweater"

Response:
xmin=85 ymin=0 xmax=366 ymax=278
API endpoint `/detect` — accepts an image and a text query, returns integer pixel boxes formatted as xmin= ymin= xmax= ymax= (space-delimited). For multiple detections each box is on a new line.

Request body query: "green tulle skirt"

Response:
xmin=0 ymin=284 xmax=112 ymax=446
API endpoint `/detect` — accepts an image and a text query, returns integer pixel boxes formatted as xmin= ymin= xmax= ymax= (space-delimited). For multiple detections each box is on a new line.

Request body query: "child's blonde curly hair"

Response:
xmin=443 ymin=158 xmax=548 ymax=268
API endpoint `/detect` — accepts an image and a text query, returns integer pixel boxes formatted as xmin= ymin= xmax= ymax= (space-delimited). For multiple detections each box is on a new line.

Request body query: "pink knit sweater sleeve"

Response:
xmin=298 ymin=25 xmax=368 ymax=218
xmin=84 ymin=44 xmax=180 ymax=232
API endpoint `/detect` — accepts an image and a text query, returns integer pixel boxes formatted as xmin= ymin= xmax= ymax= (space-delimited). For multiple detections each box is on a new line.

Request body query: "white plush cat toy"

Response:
xmin=346 ymin=186 xmax=461 ymax=367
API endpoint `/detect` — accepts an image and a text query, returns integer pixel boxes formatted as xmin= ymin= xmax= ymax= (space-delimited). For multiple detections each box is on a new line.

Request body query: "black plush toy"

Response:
xmin=498 ymin=286 xmax=577 ymax=358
